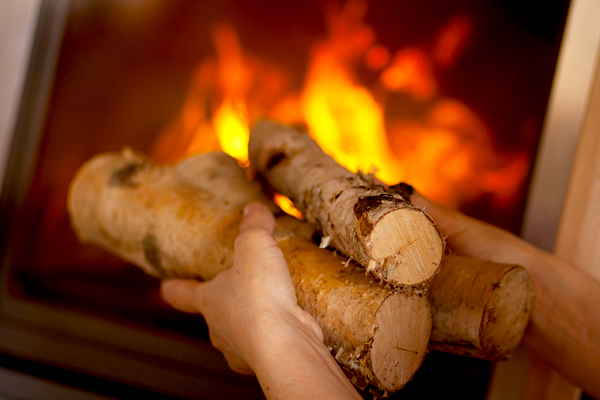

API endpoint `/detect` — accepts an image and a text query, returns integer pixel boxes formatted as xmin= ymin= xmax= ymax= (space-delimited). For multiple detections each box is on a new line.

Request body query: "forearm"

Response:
xmin=245 ymin=310 xmax=362 ymax=400
xmin=409 ymin=193 xmax=600 ymax=396
xmin=520 ymin=247 xmax=600 ymax=398
xmin=469 ymin=234 xmax=600 ymax=396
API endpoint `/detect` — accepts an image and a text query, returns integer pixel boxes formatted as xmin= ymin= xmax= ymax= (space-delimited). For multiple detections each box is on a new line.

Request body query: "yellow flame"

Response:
xmin=300 ymin=0 xmax=404 ymax=184
xmin=273 ymin=193 xmax=304 ymax=220
xmin=213 ymin=100 xmax=249 ymax=163
xmin=301 ymin=64 xmax=404 ymax=183
xmin=152 ymin=0 xmax=531 ymax=214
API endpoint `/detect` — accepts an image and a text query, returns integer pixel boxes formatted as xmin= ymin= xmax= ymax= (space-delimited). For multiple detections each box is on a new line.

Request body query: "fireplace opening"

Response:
xmin=0 ymin=0 xmax=570 ymax=398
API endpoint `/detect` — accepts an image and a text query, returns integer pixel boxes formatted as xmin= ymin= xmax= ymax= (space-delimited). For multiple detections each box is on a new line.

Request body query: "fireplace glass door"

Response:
xmin=0 ymin=0 xmax=569 ymax=398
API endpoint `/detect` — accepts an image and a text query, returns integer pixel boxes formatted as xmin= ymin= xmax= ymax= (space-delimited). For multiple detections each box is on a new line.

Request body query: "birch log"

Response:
xmin=248 ymin=120 xmax=445 ymax=287
xmin=428 ymin=254 xmax=532 ymax=361
xmin=67 ymin=149 xmax=431 ymax=393
xmin=282 ymin=217 xmax=533 ymax=362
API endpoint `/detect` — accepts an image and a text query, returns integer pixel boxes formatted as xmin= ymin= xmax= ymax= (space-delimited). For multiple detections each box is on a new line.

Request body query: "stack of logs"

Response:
xmin=67 ymin=121 xmax=532 ymax=396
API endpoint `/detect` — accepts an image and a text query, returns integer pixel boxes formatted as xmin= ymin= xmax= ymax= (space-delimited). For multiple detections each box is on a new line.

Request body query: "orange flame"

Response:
xmin=431 ymin=15 xmax=473 ymax=69
xmin=300 ymin=0 xmax=405 ymax=184
xmin=211 ymin=24 xmax=253 ymax=164
xmin=380 ymin=49 xmax=437 ymax=100
xmin=151 ymin=0 xmax=531 ymax=214
xmin=273 ymin=193 xmax=304 ymax=220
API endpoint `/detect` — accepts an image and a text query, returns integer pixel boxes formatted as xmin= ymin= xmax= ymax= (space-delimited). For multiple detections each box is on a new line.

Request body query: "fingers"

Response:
xmin=161 ymin=278 xmax=256 ymax=376
xmin=160 ymin=278 xmax=207 ymax=314
xmin=240 ymin=202 xmax=276 ymax=235
xmin=410 ymin=191 xmax=464 ymax=237
xmin=236 ymin=202 xmax=288 ymax=275
xmin=236 ymin=203 xmax=300 ymax=315
xmin=410 ymin=189 xmax=530 ymax=263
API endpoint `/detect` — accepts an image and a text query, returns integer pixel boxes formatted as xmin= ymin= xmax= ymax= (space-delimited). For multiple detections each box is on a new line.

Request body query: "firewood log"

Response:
xmin=248 ymin=120 xmax=445 ymax=287
xmin=67 ymin=149 xmax=431 ymax=393
xmin=281 ymin=216 xmax=533 ymax=362
xmin=428 ymin=254 xmax=532 ymax=361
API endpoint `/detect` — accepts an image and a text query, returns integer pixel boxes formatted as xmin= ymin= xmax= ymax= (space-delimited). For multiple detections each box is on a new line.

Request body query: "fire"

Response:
xmin=151 ymin=0 xmax=531 ymax=214
xmin=213 ymin=99 xmax=249 ymax=164
xmin=300 ymin=0 xmax=404 ymax=184
xmin=273 ymin=193 xmax=304 ymax=220
xmin=211 ymin=23 xmax=253 ymax=165
xmin=380 ymin=49 xmax=437 ymax=100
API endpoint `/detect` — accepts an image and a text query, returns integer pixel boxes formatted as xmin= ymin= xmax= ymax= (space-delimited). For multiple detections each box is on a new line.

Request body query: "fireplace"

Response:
xmin=1 ymin=0 xmax=594 ymax=398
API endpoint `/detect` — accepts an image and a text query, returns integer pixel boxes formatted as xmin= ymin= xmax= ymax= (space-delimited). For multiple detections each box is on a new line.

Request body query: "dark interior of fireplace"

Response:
xmin=0 ymin=0 xmax=570 ymax=398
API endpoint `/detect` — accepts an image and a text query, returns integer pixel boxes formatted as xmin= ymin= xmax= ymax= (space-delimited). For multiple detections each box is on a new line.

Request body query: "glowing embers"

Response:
xmin=150 ymin=0 xmax=530 ymax=212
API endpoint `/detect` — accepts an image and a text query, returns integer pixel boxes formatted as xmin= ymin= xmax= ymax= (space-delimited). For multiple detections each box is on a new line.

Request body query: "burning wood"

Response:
xmin=67 ymin=148 xmax=532 ymax=393
xmin=67 ymin=149 xmax=431 ymax=393
xmin=248 ymin=120 xmax=445 ymax=287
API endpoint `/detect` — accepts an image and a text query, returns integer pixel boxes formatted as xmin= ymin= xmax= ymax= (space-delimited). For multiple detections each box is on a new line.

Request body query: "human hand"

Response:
xmin=160 ymin=202 xmax=323 ymax=375
xmin=410 ymin=191 xmax=548 ymax=268
xmin=411 ymin=190 xmax=600 ymax=398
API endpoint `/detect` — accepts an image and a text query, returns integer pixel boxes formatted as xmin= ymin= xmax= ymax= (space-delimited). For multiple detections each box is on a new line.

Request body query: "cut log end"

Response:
xmin=480 ymin=265 xmax=532 ymax=359
xmin=371 ymin=292 xmax=432 ymax=391
xmin=250 ymin=121 xmax=444 ymax=288
xmin=367 ymin=207 xmax=444 ymax=286
xmin=277 ymin=235 xmax=431 ymax=393
xmin=428 ymin=254 xmax=532 ymax=361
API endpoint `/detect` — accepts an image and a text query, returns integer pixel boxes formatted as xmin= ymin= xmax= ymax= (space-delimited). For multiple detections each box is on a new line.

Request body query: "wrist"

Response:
xmin=243 ymin=306 xmax=324 ymax=366
xmin=242 ymin=307 xmax=360 ymax=399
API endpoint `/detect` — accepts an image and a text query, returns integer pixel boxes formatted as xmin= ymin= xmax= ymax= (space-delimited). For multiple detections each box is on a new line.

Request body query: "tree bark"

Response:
xmin=248 ymin=120 xmax=445 ymax=287
xmin=276 ymin=234 xmax=431 ymax=393
xmin=67 ymin=149 xmax=431 ymax=393
xmin=281 ymin=217 xmax=533 ymax=362
xmin=428 ymin=254 xmax=532 ymax=361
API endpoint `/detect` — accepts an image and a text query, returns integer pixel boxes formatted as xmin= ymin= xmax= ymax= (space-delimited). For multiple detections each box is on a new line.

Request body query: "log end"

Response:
xmin=428 ymin=255 xmax=533 ymax=361
xmin=367 ymin=207 xmax=444 ymax=287
xmin=479 ymin=265 xmax=532 ymax=360
xmin=67 ymin=149 xmax=144 ymax=246
xmin=370 ymin=291 xmax=432 ymax=392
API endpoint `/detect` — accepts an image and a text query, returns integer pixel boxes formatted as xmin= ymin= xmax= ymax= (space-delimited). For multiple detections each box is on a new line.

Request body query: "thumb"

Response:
xmin=160 ymin=278 xmax=209 ymax=314
xmin=240 ymin=202 xmax=276 ymax=235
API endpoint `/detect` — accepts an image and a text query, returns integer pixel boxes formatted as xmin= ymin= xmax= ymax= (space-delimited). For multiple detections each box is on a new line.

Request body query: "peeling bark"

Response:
xmin=248 ymin=121 xmax=445 ymax=287
xmin=67 ymin=149 xmax=431 ymax=393
xmin=281 ymin=217 xmax=532 ymax=361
